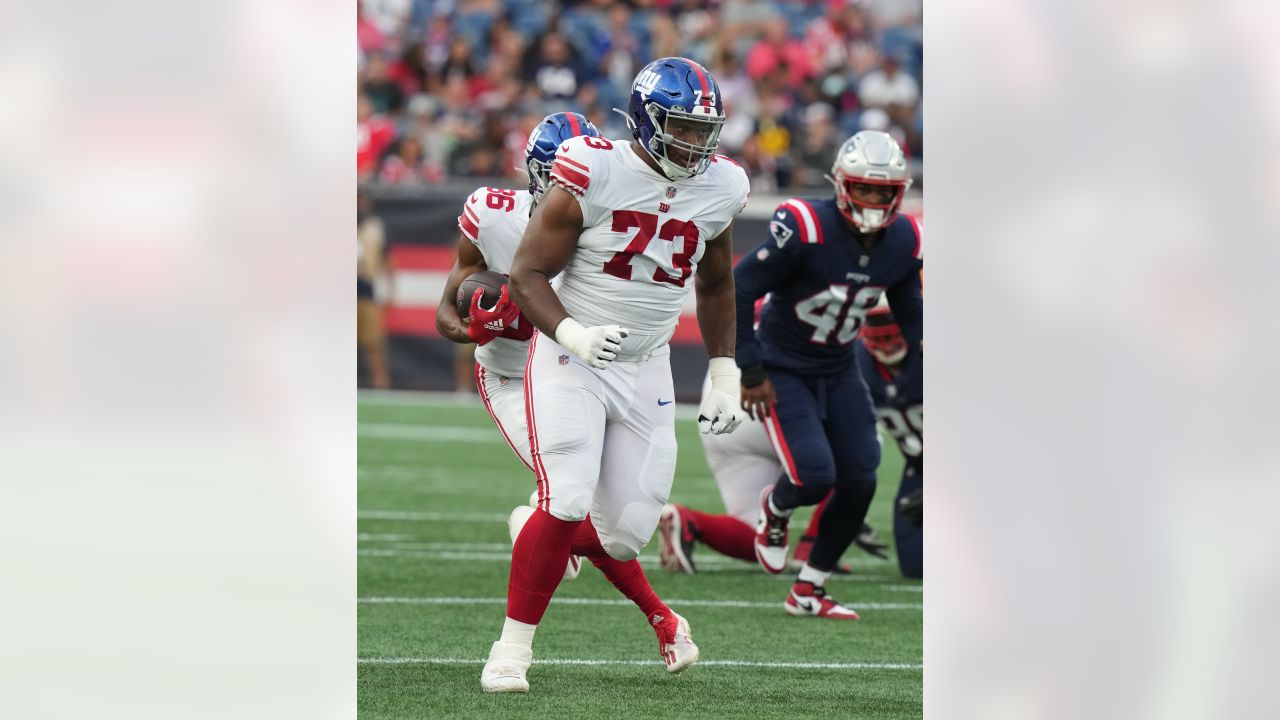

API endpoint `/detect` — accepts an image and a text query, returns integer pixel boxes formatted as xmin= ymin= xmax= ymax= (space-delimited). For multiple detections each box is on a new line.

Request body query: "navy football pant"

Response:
xmin=895 ymin=463 xmax=922 ymax=579
xmin=762 ymin=364 xmax=880 ymax=572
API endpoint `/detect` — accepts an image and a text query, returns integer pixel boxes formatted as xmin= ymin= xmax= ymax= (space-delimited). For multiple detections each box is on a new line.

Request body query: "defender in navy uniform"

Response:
xmin=857 ymin=304 xmax=923 ymax=579
xmin=735 ymin=130 xmax=922 ymax=619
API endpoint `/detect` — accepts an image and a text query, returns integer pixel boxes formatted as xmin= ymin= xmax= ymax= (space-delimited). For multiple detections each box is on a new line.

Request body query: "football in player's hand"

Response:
xmin=456 ymin=270 xmax=508 ymax=317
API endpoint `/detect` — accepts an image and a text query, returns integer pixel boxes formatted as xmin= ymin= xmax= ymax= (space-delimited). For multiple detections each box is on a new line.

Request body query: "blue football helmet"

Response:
xmin=618 ymin=57 xmax=726 ymax=180
xmin=524 ymin=112 xmax=601 ymax=202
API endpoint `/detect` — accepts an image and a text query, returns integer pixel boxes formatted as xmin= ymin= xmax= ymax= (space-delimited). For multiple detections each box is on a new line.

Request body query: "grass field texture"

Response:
xmin=358 ymin=391 xmax=922 ymax=719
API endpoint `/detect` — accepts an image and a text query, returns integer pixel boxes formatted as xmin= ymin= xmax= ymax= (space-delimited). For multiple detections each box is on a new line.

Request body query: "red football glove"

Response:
xmin=466 ymin=285 xmax=521 ymax=346
xmin=499 ymin=312 xmax=536 ymax=342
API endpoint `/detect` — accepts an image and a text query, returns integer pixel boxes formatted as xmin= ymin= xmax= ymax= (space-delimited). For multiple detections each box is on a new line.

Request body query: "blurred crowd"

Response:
xmin=358 ymin=0 xmax=922 ymax=194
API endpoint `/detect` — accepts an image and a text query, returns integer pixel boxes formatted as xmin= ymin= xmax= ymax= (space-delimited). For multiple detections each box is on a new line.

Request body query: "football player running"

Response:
xmin=855 ymin=304 xmax=923 ymax=578
xmin=479 ymin=58 xmax=749 ymax=693
xmin=734 ymin=131 xmax=923 ymax=619
xmin=436 ymin=112 xmax=707 ymax=676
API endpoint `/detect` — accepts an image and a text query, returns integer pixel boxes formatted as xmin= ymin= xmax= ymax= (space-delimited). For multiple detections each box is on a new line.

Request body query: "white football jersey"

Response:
xmin=457 ymin=186 xmax=536 ymax=378
xmin=549 ymin=135 xmax=750 ymax=354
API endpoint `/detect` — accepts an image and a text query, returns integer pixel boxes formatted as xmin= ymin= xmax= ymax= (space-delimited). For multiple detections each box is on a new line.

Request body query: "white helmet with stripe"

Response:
xmin=829 ymin=131 xmax=912 ymax=233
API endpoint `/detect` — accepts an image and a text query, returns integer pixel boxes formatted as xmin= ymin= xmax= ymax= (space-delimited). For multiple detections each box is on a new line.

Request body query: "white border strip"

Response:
xmin=358 ymin=656 xmax=922 ymax=671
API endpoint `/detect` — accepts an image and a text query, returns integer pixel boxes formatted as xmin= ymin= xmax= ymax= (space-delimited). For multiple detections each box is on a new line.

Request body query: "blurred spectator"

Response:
xmin=857 ymin=54 xmax=919 ymax=118
xmin=357 ymin=1 xmax=388 ymax=57
xmin=745 ymin=20 xmax=817 ymax=88
xmin=357 ymin=188 xmax=390 ymax=389
xmin=713 ymin=51 xmax=760 ymax=154
xmin=361 ymin=0 xmax=412 ymax=39
xmin=379 ymin=136 xmax=441 ymax=185
xmin=363 ymin=55 xmax=405 ymax=115
xmin=357 ymin=94 xmax=396 ymax=181
xmin=791 ymin=103 xmax=843 ymax=187
xmin=435 ymin=37 xmax=478 ymax=90
xmin=528 ymin=33 xmax=580 ymax=103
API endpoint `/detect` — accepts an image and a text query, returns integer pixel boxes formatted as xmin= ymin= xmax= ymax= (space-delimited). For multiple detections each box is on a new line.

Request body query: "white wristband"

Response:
xmin=554 ymin=317 xmax=587 ymax=351
xmin=707 ymin=356 xmax=739 ymax=390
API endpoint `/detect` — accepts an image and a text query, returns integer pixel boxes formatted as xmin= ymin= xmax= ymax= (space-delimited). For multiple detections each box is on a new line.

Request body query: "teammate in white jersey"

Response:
xmin=437 ymin=112 xmax=704 ymax=677
xmin=479 ymin=58 xmax=750 ymax=693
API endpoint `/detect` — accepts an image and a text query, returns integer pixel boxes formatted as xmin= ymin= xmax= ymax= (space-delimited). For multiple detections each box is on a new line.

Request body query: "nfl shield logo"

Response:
xmin=559 ymin=354 xmax=570 ymax=366
xmin=665 ymin=186 xmax=677 ymax=199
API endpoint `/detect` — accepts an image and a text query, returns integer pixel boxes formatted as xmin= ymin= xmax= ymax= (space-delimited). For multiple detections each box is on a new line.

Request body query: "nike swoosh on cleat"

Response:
xmin=658 ymin=399 xmax=674 ymax=406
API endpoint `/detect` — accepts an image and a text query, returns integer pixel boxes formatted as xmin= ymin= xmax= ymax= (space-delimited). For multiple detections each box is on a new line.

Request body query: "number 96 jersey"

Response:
xmin=548 ymin=134 xmax=750 ymax=354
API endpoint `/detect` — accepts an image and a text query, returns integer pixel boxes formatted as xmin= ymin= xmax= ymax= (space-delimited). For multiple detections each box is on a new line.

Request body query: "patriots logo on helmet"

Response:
xmin=769 ymin=220 xmax=794 ymax=247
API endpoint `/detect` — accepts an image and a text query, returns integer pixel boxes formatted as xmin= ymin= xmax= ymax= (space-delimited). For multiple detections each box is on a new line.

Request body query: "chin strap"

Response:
xmin=611 ymin=107 xmax=637 ymax=136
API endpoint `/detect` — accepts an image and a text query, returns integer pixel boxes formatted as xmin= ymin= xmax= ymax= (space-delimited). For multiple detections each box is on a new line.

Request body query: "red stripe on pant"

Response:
xmin=522 ymin=332 xmax=551 ymax=510
xmin=475 ymin=364 xmax=532 ymax=472
xmin=763 ymin=401 xmax=803 ymax=485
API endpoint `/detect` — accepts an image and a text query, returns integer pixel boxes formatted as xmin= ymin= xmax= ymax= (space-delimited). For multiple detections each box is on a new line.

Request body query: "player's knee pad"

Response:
xmin=545 ymin=488 xmax=593 ymax=522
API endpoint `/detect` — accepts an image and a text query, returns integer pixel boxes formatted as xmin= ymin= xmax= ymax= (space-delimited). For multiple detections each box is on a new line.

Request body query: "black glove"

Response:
xmin=898 ymin=489 xmax=922 ymax=526
xmin=854 ymin=522 xmax=890 ymax=559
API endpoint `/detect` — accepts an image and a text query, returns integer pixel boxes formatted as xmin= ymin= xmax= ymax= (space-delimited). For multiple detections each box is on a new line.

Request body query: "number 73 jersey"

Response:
xmin=735 ymin=197 xmax=923 ymax=375
xmin=548 ymin=134 xmax=750 ymax=347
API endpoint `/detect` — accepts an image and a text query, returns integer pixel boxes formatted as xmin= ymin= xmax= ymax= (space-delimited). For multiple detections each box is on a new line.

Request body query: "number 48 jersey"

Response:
xmin=548 ymin=134 xmax=750 ymax=353
xmin=735 ymin=198 xmax=923 ymax=375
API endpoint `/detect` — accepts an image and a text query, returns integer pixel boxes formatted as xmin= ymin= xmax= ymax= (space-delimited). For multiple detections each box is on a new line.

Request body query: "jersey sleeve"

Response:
xmin=549 ymin=135 xmax=613 ymax=229
xmin=457 ymin=188 xmax=487 ymax=246
xmin=706 ymin=156 xmax=751 ymax=239
xmin=733 ymin=203 xmax=806 ymax=370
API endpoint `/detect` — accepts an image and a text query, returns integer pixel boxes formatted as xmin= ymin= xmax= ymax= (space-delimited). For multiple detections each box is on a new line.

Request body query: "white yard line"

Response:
xmin=359 ymin=596 xmax=920 ymax=610
xmin=355 ymin=547 xmax=904 ymax=581
xmin=359 ymin=424 xmax=504 ymax=443
xmin=359 ymin=510 xmax=510 ymax=522
xmin=358 ymin=656 xmax=922 ymax=671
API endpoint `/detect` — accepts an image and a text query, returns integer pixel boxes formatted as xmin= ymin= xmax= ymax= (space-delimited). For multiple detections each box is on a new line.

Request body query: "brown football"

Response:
xmin=456 ymin=270 xmax=508 ymax=317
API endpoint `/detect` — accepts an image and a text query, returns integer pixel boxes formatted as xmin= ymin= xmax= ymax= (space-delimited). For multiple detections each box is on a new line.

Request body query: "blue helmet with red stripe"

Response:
xmin=524 ymin=112 xmax=600 ymax=201
xmin=620 ymin=57 xmax=726 ymax=180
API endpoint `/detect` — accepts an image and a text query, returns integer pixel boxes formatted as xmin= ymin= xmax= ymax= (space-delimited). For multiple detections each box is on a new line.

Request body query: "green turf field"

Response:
xmin=358 ymin=391 xmax=922 ymax=719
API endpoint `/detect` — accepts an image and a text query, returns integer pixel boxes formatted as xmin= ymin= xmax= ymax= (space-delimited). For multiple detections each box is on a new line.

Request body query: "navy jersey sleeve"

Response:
xmin=886 ymin=265 xmax=923 ymax=349
xmin=733 ymin=213 xmax=805 ymax=370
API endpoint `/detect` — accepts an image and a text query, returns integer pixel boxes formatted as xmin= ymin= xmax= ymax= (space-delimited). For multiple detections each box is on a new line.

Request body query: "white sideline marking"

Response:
xmin=359 ymin=424 xmax=503 ymax=443
xmin=885 ymin=585 xmax=923 ymax=592
xmin=358 ymin=389 xmax=702 ymax=417
xmin=355 ymin=547 xmax=904 ymax=580
xmin=360 ymin=510 xmax=509 ymax=522
xmin=358 ymin=656 xmax=922 ymax=671
xmin=359 ymin=596 xmax=921 ymax=610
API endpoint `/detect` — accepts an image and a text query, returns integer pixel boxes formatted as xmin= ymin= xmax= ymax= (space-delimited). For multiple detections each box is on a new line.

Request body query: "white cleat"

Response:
xmin=508 ymin=505 xmax=581 ymax=581
xmin=753 ymin=488 xmax=791 ymax=574
xmin=653 ymin=612 xmax=699 ymax=673
xmin=480 ymin=640 xmax=532 ymax=693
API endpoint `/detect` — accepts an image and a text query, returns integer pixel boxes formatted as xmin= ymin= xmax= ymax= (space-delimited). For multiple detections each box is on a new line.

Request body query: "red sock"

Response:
xmin=506 ymin=508 xmax=581 ymax=625
xmin=682 ymin=507 xmax=755 ymax=561
xmin=572 ymin=519 xmax=667 ymax=621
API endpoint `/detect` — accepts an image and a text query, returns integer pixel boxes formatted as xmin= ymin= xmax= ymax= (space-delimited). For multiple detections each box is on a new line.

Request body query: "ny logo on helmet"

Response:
xmin=634 ymin=69 xmax=662 ymax=98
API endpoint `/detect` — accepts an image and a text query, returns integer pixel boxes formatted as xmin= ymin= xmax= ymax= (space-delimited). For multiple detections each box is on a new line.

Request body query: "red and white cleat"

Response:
xmin=657 ymin=504 xmax=697 ymax=575
xmin=652 ymin=612 xmax=699 ymax=673
xmin=753 ymin=488 xmax=791 ymax=574
xmin=784 ymin=581 xmax=861 ymax=620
